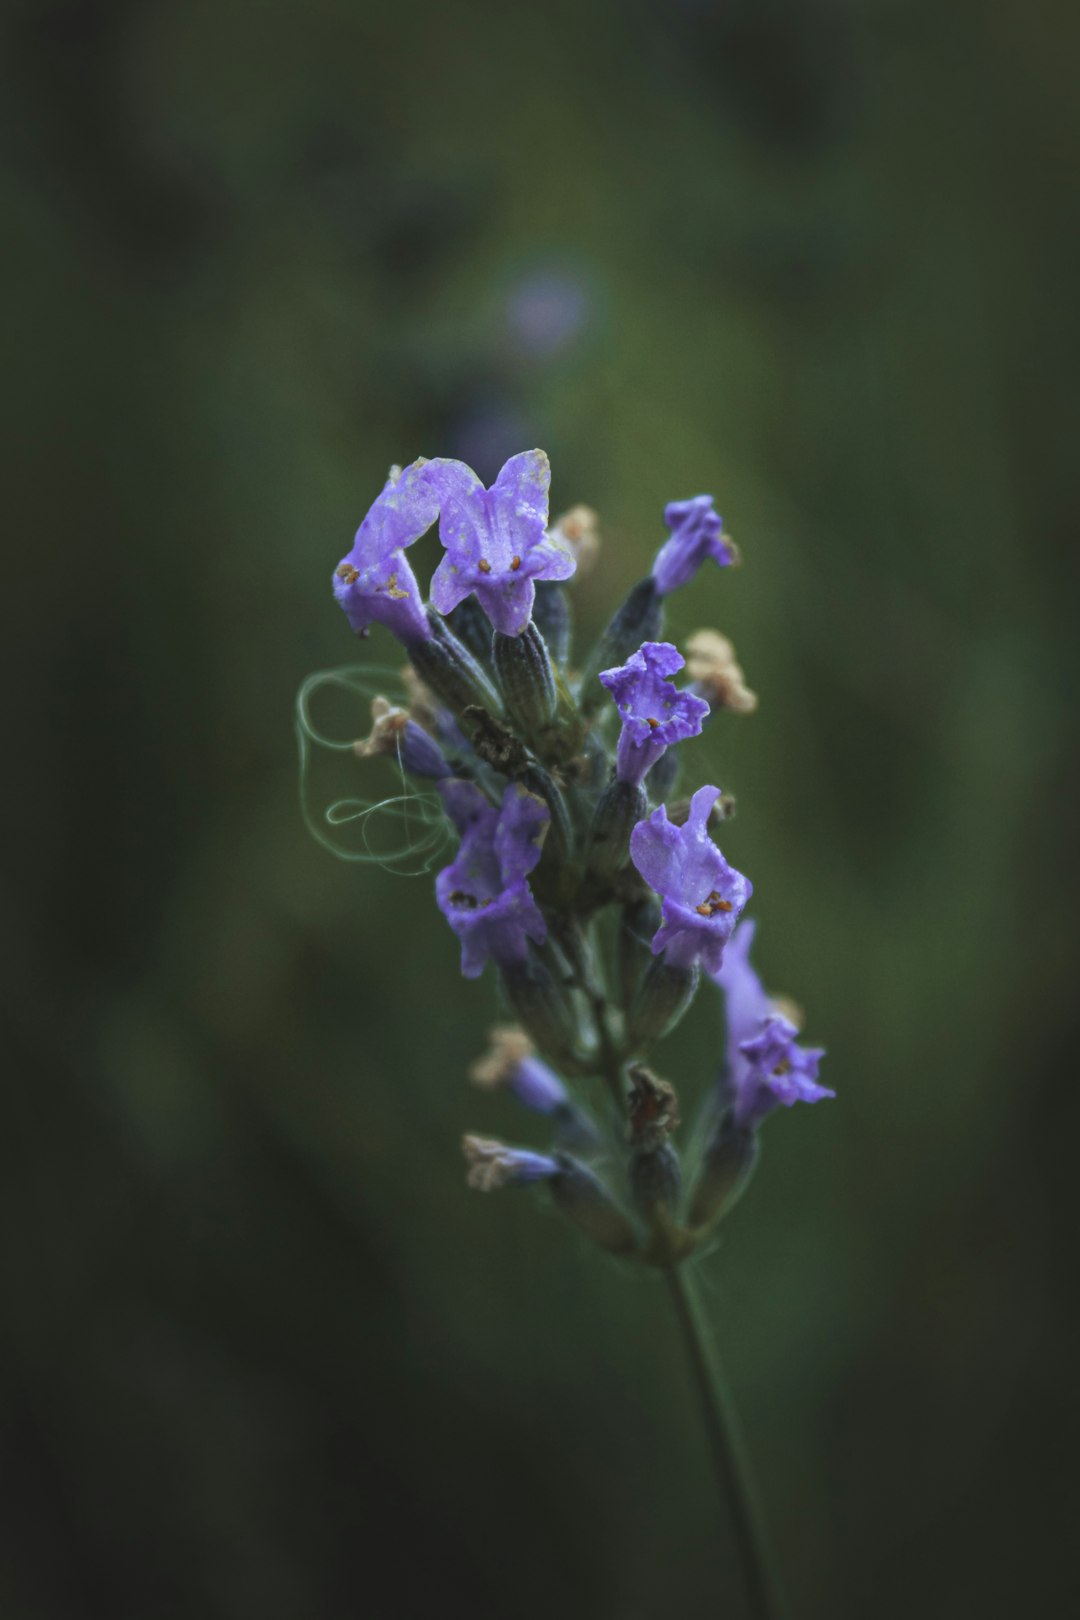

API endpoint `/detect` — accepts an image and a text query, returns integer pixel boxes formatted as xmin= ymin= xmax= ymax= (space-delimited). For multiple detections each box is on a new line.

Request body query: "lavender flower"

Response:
xmin=600 ymin=641 xmax=709 ymax=786
xmin=735 ymin=1015 xmax=832 ymax=1129
xmin=332 ymin=459 xmax=439 ymax=645
xmin=712 ymin=921 xmax=832 ymax=1129
xmin=435 ymin=782 xmax=549 ymax=978
xmin=469 ymin=1026 xmax=568 ymax=1114
xmin=652 ymin=496 xmax=735 ymax=597
xmin=424 ymin=450 xmax=576 ymax=636
xmin=629 ymin=785 xmax=752 ymax=973
xmin=354 ymin=697 xmax=452 ymax=780
xmin=462 ymin=1134 xmax=559 ymax=1191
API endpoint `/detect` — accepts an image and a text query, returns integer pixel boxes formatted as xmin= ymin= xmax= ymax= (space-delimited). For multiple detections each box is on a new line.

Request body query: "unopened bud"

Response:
xmin=586 ymin=778 xmax=647 ymax=881
xmin=550 ymin=1156 xmax=639 ymax=1255
xmin=617 ymin=894 xmax=662 ymax=1013
xmin=647 ymin=745 xmax=681 ymax=803
xmin=409 ymin=608 xmax=504 ymax=721
xmin=500 ymin=954 xmax=581 ymax=1071
xmin=628 ymin=957 xmax=700 ymax=1048
xmin=689 ymin=1115 xmax=759 ymax=1229
xmin=446 ymin=595 xmax=496 ymax=667
xmin=493 ymin=621 xmax=558 ymax=736
xmin=630 ymin=1141 xmax=681 ymax=1221
xmin=532 ymin=582 xmax=573 ymax=668
xmin=578 ymin=577 xmax=664 ymax=712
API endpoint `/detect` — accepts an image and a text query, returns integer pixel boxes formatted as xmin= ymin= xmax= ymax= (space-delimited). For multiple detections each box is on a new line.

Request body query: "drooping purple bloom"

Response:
xmin=333 ymin=459 xmax=440 ymax=645
xmin=736 ymin=1016 xmax=832 ymax=1129
xmin=435 ymin=782 xmax=549 ymax=978
xmin=712 ymin=920 xmax=832 ymax=1129
xmin=462 ymin=1134 xmax=560 ymax=1191
xmin=629 ymin=785 xmax=752 ymax=974
xmin=424 ymin=450 xmax=576 ymax=636
xmin=652 ymin=495 xmax=734 ymax=597
xmin=354 ymin=698 xmax=452 ymax=780
xmin=599 ymin=641 xmax=709 ymax=786
xmin=469 ymin=1027 xmax=569 ymax=1114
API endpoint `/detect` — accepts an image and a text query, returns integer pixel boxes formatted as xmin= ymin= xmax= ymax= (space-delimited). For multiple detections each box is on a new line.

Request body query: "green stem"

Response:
xmin=554 ymin=918 xmax=626 ymax=1115
xmin=663 ymin=1264 xmax=786 ymax=1620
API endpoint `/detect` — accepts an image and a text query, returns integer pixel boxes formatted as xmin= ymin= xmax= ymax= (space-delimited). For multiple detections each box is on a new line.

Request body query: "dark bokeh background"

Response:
xmin=3 ymin=1 xmax=1078 ymax=1616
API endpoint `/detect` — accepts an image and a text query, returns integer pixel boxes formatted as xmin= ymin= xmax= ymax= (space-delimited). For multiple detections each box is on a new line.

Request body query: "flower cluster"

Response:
xmin=326 ymin=450 xmax=831 ymax=1262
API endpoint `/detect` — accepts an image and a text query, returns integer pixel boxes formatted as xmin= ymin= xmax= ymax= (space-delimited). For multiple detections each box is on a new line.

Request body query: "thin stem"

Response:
xmin=554 ymin=917 xmax=626 ymax=1114
xmin=664 ymin=1264 xmax=786 ymax=1620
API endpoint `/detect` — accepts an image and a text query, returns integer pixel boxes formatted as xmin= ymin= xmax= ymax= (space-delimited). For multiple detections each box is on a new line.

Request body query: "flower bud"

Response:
xmin=446 ymin=595 xmax=496 ymax=667
xmin=578 ymin=577 xmax=664 ymax=711
xmin=628 ymin=957 xmax=700 ymax=1048
xmin=629 ymin=1141 xmax=682 ymax=1222
xmin=409 ymin=609 xmax=504 ymax=721
xmin=688 ymin=1115 xmax=759 ymax=1229
xmin=532 ymin=582 xmax=573 ymax=668
xmin=647 ymin=745 xmax=681 ymax=802
xmin=500 ymin=954 xmax=582 ymax=1071
xmin=493 ymin=622 xmax=558 ymax=736
xmin=518 ymin=764 xmax=573 ymax=863
xmin=550 ymin=1156 xmax=639 ymax=1255
xmin=617 ymin=893 xmax=662 ymax=1013
xmin=586 ymin=779 xmax=647 ymax=881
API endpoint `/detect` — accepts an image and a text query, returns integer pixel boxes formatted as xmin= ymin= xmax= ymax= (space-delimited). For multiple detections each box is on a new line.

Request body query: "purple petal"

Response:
xmin=475 ymin=576 xmax=537 ymax=637
xmin=494 ymin=783 xmax=550 ymax=884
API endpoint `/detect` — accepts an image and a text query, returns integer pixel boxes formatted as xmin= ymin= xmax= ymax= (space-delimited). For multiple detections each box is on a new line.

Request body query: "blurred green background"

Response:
xmin=3 ymin=1 xmax=1077 ymax=1615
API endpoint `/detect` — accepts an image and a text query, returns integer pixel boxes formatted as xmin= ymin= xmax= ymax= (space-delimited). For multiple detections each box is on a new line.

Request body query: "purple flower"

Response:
xmin=599 ymin=641 xmax=709 ymax=786
xmin=333 ymin=459 xmax=440 ymax=645
xmin=424 ymin=450 xmax=575 ymax=636
xmin=469 ymin=1027 xmax=568 ymax=1114
xmin=462 ymin=1134 xmax=560 ymax=1191
xmin=354 ymin=697 xmax=452 ymax=780
xmin=712 ymin=920 xmax=832 ymax=1128
xmin=651 ymin=495 xmax=734 ymax=597
xmin=736 ymin=1016 xmax=832 ymax=1129
xmin=435 ymin=783 xmax=549 ymax=978
xmin=629 ymin=785 xmax=752 ymax=973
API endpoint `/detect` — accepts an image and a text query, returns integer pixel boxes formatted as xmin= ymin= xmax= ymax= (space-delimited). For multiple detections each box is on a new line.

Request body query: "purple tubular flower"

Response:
xmin=712 ymin=920 xmax=832 ymax=1129
xmin=651 ymin=496 xmax=734 ymax=597
xmin=470 ymin=1028 xmax=569 ymax=1114
xmin=736 ymin=1016 xmax=832 ymax=1129
xmin=599 ymin=641 xmax=709 ymax=786
xmin=629 ymin=785 xmax=752 ymax=974
xmin=424 ymin=450 xmax=576 ymax=636
xmin=463 ymin=1135 xmax=560 ymax=1191
xmin=333 ymin=459 xmax=440 ymax=645
xmin=435 ymin=783 xmax=550 ymax=978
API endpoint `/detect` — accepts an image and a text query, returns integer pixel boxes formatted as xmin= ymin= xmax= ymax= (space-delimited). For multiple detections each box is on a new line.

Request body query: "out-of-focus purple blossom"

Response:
xmin=629 ymin=785 xmax=752 ymax=973
xmin=425 ymin=451 xmax=575 ymax=636
xmin=354 ymin=697 xmax=452 ymax=780
xmin=652 ymin=496 xmax=735 ymax=597
xmin=462 ymin=1134 xmax=560 ymax=1191
xmin=600 ymin=641 xmax=709 ymax=786
xmin=736 ymin=1016 xmax=832 ymax=1129
xmin=505 ymin=269 xmax=590 ymax=360
xmin=333 ymin=459 xmax=439 ymax=645
xmin=435 ymin=782 xmax=549 ymax=978
xmin=712 ymin=920 xmax=832 ymax=1129
xmin=470 ymin=1026 xmax=569 ymax=1114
